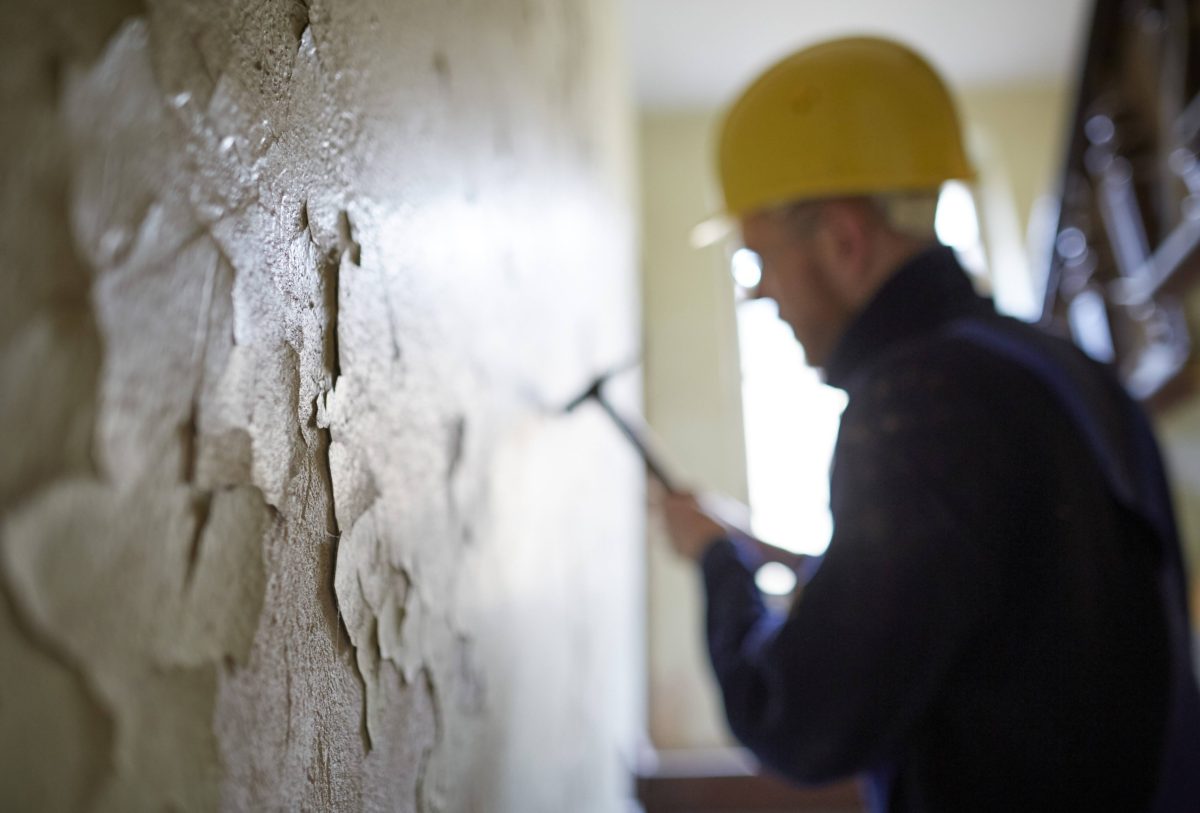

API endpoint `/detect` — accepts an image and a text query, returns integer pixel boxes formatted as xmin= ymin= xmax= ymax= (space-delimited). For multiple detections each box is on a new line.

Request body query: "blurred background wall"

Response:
xmin=0 ymin=0 xmax=644 ymax=810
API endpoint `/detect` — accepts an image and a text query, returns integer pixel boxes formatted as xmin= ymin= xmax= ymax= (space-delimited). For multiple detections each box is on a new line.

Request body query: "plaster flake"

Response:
xmin=2 ymin=480 xmax=265 ymax=664
xmin=169 ymin=486 xmax=272 ymax=666
xmin=316 ymin=386 xmax=336 ymax=429
xmin=332 ymin=246 xmax=403 ymax=401
xmin=1 ymin=478 xmax=268 ymax=808
xmin=204 ymin=342 xmax=306 ymax=509
xmin=209 ymin=205 xmax=292 ymax=350
xmin=0 ymin=590 xmax=113 ymax=813
xmin=359 ymin=662 xmax=439 ymax=811
xmin=305 ymin=193 xmax=354 ymax=259
xmin=92 ymin=234 xmax=219 ymax=485
xmin=62 ymin=21 xmax=175 ymax=272
xmin=329 ymin=436 xmax=378 ymax=531
xmin=184 ymin=75 xmax=265 ymax=226
xmin=0 ymin=307 xmax=100 ymax=507
xmin=334 ymin=505 xmax=429 ymax=748
xmin=0 ymin=84 xmax=87 ymax=344
xmin=92 ymin=664 xmax=222 ymax=812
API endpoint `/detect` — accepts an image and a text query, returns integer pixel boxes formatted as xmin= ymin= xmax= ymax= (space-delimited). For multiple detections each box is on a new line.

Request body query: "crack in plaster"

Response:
xmin=414 ymin=667 xmax=441 ymax=813
xmin=319 ymin=254 xmax=341 ymax=384
xmin=290 ymin=21 xmax=316 ymax=90
xmin=287 ymin=0 xmax=311 ymax=52
xmin=298 ymin=198 xmax=312 ymax=239
xmin=185 ymin=489 xmax=214 ymax=586
xmin=180 ymin=248 xmax=225 ymax=485
xmin=336 ymin=208 xmax=362 ymax=266
xmin=431 ymin=50 xmax=451 ymax=86
xmin=446 ymin=415 xmax=467 ymax=484
xmin=445 ymin=416 xmax=469 ymax=518
xmin=186 ymin=28 xmax=220 ymax=88
xmin=179 ymin=405 xmax=200 ymax=482
xmin=283 ymin=637 xmax=293 ymax=746
xmin=332 ymin=506 xmax=431 ymax=756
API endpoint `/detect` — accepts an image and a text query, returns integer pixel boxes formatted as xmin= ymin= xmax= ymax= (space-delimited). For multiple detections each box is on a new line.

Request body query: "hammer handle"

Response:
xmin=593 ymin=394 xmax=679 ymax=494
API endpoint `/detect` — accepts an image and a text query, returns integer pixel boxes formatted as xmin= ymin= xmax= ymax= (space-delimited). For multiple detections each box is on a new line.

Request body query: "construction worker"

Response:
xmin=659 ymin=37 xmax=1200 ymax=811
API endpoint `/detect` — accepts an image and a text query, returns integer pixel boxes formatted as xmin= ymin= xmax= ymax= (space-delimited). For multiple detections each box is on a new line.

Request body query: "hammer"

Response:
xmin=563 ymin=367 xmax=680 ymax=494
xmin=565 ymin=366 xmax=809 ymax=572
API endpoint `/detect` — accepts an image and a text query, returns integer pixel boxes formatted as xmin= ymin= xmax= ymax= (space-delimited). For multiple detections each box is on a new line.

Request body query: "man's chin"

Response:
xmin=792 ymin=333 xmax=822 ymax=368
xmin=783 ymin=320 xmax=829 ymax=369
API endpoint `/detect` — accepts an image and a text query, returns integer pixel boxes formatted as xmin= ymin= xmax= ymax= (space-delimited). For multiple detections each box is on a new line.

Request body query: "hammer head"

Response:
xmin=562 ymin=375 xmax=605 ymax=413
xmin=560 ymin=356 xmax=640 ymax=413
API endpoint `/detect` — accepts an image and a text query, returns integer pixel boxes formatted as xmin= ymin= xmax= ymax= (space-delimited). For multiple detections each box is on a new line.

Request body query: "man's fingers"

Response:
xmin=662 ymin=490 xmax=697 ymax=507
xmin=655 ymin=487 xmax=697 ymax=513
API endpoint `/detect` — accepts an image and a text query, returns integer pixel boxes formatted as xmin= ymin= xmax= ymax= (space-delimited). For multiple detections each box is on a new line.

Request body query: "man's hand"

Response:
xmin=658 ymin=490 xmax=730 ymax=561
xmin=656 ymin=488 xmax=807 ymax=570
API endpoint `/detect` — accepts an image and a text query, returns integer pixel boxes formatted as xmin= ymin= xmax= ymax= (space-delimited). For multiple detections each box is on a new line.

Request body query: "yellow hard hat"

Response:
xmin=716 ymin=36 xmax=976 ymax=218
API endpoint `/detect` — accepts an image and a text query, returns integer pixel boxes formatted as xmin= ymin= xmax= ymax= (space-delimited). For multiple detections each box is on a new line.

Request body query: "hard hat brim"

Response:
xmin=690 ymin=211 xmax=737 ymax=248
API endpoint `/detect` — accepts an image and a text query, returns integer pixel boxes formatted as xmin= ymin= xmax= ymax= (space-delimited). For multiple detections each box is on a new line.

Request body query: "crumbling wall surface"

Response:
xmin=0 ymin=0 xmax=642 ymax=810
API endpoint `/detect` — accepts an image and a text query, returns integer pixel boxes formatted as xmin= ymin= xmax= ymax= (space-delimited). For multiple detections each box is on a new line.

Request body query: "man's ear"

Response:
xmin=814 ymin=199 xmax=874 ymax=294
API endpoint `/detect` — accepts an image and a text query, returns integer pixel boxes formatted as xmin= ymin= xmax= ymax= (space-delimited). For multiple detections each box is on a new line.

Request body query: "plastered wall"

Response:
xmin=1 ymin=1 xmax=643 ymax=810
xmin=639 ymin=112 xmax=747 ymax=750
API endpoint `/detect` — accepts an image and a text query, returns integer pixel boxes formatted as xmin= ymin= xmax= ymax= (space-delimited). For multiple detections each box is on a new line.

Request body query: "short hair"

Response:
xmin=776 ymin=191 xmax=940 ymax=242
xmin=871 ymin=191 xmax=939 ymax=240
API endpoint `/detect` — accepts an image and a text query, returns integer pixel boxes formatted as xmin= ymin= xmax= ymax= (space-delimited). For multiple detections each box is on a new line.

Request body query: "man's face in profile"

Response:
xmin=739 ymin=205 xmax=856 ymax=369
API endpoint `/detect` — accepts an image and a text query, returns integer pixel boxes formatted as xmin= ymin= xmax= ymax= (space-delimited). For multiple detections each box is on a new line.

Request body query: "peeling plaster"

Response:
xmin=1 ymin=479 xmax=268 ymax=808
xmin=3 ymin=0 xmax=642 ymax=809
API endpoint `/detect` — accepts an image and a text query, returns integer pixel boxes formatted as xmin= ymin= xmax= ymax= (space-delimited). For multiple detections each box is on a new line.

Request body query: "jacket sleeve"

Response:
xmin=701 ymin=360 xmax=1009 ymax=784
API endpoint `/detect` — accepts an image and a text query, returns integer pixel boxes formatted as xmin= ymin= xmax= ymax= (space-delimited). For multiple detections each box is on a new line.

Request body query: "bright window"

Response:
xmin=735 ymin=287 xmax=847 ymax=557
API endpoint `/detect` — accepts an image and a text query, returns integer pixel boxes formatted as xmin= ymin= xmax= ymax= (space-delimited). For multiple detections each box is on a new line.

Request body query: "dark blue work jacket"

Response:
xmin=701 ymin=245 xmax=1200 ymax=811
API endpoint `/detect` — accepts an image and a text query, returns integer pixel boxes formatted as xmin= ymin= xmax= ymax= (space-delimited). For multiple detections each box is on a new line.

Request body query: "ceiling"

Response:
xmin=627 ymin=0 xmax=1094 ymax=110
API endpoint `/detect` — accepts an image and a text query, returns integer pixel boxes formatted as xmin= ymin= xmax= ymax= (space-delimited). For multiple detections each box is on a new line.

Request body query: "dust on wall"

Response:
xmin=0 ymin=0 xmax=643 ymax=810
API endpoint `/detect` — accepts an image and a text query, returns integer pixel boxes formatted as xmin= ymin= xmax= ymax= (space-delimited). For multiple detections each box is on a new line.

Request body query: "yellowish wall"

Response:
xmin=640 ymin=112 xmax=748 ymax=749
xmin=957 ymin=83 xmax=1071 ymax=314
xmin=959 ymin=83 xmax=1071 ymax=246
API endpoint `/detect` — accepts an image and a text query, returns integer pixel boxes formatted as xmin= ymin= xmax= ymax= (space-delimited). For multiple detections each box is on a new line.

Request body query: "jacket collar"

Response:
xmin=823 ymin=243 xmax=994 ymax=390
